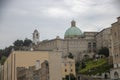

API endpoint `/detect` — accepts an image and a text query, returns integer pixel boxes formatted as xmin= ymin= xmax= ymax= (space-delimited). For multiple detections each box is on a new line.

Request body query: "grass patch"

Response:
xmin=78 ymin=58 xmax=112 ymax=75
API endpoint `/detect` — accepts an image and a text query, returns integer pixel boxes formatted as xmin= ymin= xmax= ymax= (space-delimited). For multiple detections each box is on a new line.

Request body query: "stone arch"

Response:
xmin=104 ymin=74 xmax=108 ymax=79
xmin=114 ymin=71 xmax=119 ymax=79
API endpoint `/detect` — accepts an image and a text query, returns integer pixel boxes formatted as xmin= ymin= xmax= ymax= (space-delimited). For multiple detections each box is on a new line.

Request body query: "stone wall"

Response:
xmin=36 ymin=35 xmax=96 ymax=61
xmin=17 ymin=60 xmax=49 ymax=80
xmin=95 ymin=27 xmax=111 ymax=51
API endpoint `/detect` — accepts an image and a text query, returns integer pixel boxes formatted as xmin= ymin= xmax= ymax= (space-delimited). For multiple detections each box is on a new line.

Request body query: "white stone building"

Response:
xmin=33 ymin=20 xmax=99 ymax=61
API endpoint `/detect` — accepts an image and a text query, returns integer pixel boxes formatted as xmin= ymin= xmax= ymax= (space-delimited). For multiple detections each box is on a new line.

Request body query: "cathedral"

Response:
xmin=1 ymin=17 xmax=120 ymax=80
xmin=32 ymin=20 xmax=111 ymax=61
xmin=32 ymin=17 xmax=120 ymax=79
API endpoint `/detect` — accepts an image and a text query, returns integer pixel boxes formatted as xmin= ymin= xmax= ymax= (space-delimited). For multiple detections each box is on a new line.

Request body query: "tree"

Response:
xmin=76 ymin=61 xmax=81 ymax=68
xmin=0 ymin=49 xmax=3 ymax=59
xmin=75 ymin=61 xmax=81 ymax=73
xmin=13 ymin=39 xmax=23 ymax=47
xmin=83 ymin=55 xmax=90 ymax=61
xmin=0 ymin=56 xmax=7 ymax=65
xmin=23 ymin=38 xmax=32 ymax=46
xmin=0 ymin=38 xmax=32 ymax=64
xmin=98 ymin=47 xmax=109 ymax=57
xmin=68 ymin=52 xmax=74 ymax=59
xmin=3 ymin=46 xmax=13 ymax=57
xmin=81 ymin=61 xmax=86 ymax=69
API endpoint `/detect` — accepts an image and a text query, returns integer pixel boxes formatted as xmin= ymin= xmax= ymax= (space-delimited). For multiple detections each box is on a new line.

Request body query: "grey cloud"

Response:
xmin=0 ymin=0 xmax=120 ymax=49
xmin=114 ymin=0 xmax=120 ymax=7
xmin=112 ymin=0 xmax=120 ymax=12
xmin=0 ymin=0 xmax=8 ymax=8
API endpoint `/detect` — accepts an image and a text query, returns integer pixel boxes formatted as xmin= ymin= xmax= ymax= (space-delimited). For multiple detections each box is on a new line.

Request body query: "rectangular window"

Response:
xmin=65 ymin=69 xmax=67 ymax=72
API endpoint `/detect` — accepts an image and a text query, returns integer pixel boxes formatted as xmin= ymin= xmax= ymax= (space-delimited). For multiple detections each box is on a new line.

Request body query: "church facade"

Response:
xmin=32 ymin=20 xmax=110 ymax=61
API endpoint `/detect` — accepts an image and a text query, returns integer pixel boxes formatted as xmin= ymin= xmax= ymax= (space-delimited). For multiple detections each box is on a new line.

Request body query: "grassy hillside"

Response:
xmin=78 ymin=58 xmax=112 ymax=75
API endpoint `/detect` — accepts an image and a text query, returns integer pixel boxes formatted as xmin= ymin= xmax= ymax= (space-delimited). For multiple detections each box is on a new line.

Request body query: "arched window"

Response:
xmin=114 ymin=71 xmax=119 ymax=79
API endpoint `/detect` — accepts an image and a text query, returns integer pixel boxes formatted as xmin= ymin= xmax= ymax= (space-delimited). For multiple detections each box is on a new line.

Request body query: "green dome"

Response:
xmin=64 ymin=20 xmax=82 ymax=38
xmin=64 ymin=27 xmax=82 ymax=37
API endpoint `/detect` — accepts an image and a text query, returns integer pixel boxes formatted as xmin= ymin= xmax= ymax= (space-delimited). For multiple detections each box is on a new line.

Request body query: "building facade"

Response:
xmin=95 ymin=27 xmax=111 ymax=51
xmin=3 ymin=51 xmax=62 ymax=80
xmin=3 ymin=51 xmax=76 ymax=80
xmin=62 ymin=58 xmax=76 ymax=79
xmin=34 ymin=20 xmax=98 ymax=61
xmin=110 ymin=17 xmax=120 ymax=79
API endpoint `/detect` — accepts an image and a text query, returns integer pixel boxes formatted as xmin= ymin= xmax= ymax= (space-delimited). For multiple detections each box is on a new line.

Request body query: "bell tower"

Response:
xmin=33 ymin=29 xmax=40 ymax=45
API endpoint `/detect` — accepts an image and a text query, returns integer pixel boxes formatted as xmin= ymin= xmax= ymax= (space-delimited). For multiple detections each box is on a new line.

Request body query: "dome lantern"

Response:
xmin=71 ymin=20 xmax=76 ymax=27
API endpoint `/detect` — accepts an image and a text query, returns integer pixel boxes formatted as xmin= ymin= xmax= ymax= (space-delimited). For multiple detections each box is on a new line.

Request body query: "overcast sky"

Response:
xmin=0 ymin=0 xmax=120 ymax=49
